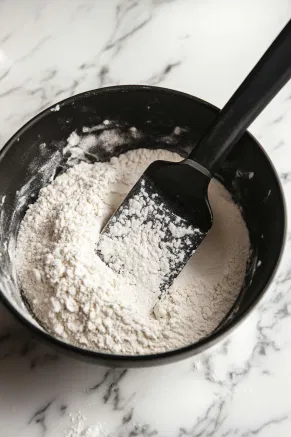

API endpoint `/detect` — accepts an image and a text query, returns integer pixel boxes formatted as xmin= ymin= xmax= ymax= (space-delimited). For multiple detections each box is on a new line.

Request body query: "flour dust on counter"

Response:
xmin=65 ymin=412 xmax=106 ymax=437
xmin=16 ymin=148 xmax=250 ymax=355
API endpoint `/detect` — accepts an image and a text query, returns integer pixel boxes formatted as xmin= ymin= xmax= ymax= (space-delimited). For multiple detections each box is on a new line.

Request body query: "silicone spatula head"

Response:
xmin=97 ymin=159 xmax=212 ymax=291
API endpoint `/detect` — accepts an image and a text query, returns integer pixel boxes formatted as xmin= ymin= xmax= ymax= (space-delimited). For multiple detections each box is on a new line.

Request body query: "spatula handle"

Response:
xmin=189 ymin=19 xmax=291 ymax=175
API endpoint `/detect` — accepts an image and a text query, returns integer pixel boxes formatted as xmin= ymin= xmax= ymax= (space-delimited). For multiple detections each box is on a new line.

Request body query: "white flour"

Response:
xmin=16 ymin=148 xmax=250 ymax=354
xmin=65 ymin=412 xmax=106 ymax=437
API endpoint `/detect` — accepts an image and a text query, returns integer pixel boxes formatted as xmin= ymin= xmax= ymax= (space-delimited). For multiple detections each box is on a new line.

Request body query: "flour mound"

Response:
xmin=16 ymin=149 xmax=249 ymax=354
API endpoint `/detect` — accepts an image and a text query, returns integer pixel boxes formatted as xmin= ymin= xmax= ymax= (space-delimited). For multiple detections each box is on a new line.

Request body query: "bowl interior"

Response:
xmin=0 ymin=86 xmax=285 ymax=363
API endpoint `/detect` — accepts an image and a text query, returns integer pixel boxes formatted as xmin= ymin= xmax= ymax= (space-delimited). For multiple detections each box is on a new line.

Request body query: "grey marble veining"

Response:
xmin=1 ymin=0 xmax=291 ymax=436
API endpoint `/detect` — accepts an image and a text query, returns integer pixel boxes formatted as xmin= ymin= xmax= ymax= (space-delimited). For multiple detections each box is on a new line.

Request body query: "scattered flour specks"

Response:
xmin=65 ymin=412 xmax=106 ymax=437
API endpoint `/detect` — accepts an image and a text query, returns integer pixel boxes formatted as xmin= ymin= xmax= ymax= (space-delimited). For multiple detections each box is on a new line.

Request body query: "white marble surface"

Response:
xmin=1 ymin=0 xmax=291 ymax=436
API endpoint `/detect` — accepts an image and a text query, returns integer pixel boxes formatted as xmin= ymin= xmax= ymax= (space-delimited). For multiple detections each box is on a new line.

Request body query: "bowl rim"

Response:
xmin=0 ymin=84 xmax=287 ymax=365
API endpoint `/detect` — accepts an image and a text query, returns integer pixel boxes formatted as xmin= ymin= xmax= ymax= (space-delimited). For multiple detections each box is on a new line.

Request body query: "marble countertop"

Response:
xmin=1 ymin=1 xmax=291 ymax=436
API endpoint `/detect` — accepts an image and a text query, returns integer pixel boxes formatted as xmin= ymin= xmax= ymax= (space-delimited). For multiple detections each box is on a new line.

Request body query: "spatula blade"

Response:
xmin=97 ymin=159 xmax=212 ymax=291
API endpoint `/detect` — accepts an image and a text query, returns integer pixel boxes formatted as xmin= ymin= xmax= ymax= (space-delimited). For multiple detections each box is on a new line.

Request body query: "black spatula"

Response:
xmin=97 ymin=20 xmax=291 ymax=291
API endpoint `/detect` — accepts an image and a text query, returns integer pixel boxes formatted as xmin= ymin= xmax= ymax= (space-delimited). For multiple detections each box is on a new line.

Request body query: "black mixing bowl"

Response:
xmin=0 ymin=86 xmax=286 ymax=367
